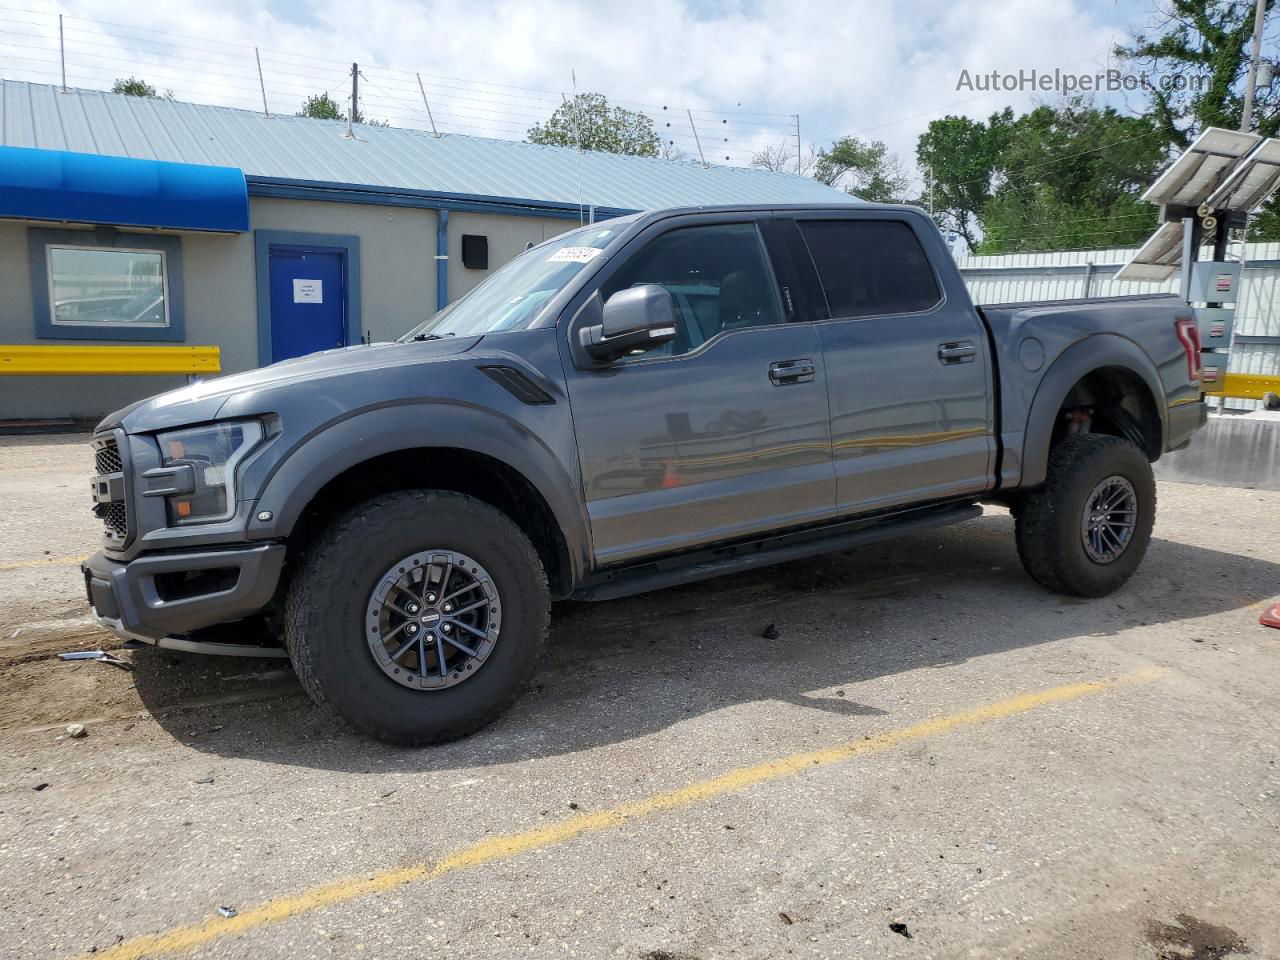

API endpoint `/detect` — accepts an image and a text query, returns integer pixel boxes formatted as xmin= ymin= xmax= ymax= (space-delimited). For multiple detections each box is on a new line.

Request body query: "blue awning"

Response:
xmin=0 ymin=146 xmax=249 ymax=232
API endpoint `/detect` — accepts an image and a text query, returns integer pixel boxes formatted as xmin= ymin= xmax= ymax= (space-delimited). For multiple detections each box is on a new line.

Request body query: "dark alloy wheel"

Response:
xmin=285 ymin=490 xmax=548 ymax=746
xmin=1014 ymin=434 xmax=1156 ymax=597
xmin=1079 ymin=476 xmax=1138 ymax=564
xmin=366 ymin=550 xmax=502 ymax=690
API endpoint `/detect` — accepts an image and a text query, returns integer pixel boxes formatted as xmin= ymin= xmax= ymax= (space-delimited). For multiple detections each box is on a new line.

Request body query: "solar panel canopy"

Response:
xmin=1114 ymin=221 xmax=1185 ymax=282
xmin=1206 ymin=138 xmax=1280 ymax=213
xmin=1141 ymin=127 xmax=1261 ymax=208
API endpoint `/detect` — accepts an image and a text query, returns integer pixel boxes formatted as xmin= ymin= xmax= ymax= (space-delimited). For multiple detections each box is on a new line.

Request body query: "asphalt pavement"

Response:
xmin=1 ymin=432 xmax=1277 ymax=960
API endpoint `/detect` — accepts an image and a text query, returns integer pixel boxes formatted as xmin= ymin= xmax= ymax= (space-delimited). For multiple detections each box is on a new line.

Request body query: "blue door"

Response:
xmin=268 ymin=247 xmax=347 ymax=363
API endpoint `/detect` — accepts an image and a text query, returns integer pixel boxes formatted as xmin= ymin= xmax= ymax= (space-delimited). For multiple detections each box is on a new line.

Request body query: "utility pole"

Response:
xmin=928 ymin=165 xmax=935 ymax=216
xmin=58 ymin=14 xmax=66 ymax=93
xmin=347 ymin=61 xmax=358 ymax=138
xmin=1240 ymin=0 xmax=1267 ymax=132
xmin=254 ymin=48 xmax=270 ymax=117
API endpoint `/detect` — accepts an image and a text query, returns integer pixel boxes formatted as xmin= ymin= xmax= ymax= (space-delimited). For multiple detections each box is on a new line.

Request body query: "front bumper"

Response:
xmin=83 ymin=543 xmax=286 ymax=645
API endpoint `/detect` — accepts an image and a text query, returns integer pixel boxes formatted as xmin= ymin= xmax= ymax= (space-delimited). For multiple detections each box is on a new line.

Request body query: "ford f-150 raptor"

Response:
xmin=83 ymin=204 xmax=1209 ymax=744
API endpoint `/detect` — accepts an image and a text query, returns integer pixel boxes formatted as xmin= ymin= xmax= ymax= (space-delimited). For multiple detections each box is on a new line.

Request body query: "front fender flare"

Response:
xmin=1016 ymin=334 xmax=1166 ymax=488
xmin=245 ymin=400 xmax=591 ymax=586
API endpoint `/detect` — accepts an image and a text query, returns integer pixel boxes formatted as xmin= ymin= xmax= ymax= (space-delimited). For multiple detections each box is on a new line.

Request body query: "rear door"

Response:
xmin=560 ymin=213 xmax=836 ymax=566
xmin=792 ymin=212 xmax=994 ymax=515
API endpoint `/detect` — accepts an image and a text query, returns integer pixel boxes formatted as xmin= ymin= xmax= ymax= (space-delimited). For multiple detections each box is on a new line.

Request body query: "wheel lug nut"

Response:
xmin=406 ymin=603 xmax=419 ymax=614
xmin=443 ymin=604 xmax=453 ymax=613
xmin=442 ymin=623 xmax=451 ymax=632
xmin=407 ymin=623 xmax=418 ymax=633
xmin=426 ymin=593 xmax=437 ymax=603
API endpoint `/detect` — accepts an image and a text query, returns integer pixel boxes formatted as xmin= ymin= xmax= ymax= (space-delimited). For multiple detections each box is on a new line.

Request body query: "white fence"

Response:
xmin=954 ymin=242 xmax=1280 ymax=410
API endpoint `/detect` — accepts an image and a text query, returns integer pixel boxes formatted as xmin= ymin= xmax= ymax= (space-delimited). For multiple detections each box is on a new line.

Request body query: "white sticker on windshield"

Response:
xmin=548 ymin=246 xmax=603 ymax=264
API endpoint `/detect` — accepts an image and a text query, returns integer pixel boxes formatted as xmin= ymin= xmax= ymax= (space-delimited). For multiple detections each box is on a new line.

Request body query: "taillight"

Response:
xmin=1174 ymin=317 xmax=1201 ymax=382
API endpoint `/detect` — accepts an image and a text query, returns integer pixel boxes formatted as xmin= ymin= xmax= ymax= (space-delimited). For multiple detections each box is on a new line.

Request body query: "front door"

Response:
xmin=268 ymin=247 xmax=347 ymax=363
xmin=561 ymin=217 xmax=836 ymax=567
xmin=794 ymin=215 xmax=994 ymax=515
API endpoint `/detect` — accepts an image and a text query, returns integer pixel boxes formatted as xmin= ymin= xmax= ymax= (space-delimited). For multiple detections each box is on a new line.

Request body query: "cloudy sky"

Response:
xmin=2 ymin=0 xmax=1167 ymax=189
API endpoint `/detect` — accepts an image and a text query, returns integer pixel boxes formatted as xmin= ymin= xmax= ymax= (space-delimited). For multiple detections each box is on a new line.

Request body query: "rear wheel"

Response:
xmin=285 ymin=490 xmax=548 ymax=745
xmin=1014 ymin=434 xmax=1156 ymax=597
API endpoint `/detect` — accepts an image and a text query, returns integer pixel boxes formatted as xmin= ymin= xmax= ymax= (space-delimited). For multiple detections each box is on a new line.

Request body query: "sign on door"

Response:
xmin=292 ymin=279 xmax=324 ymax=304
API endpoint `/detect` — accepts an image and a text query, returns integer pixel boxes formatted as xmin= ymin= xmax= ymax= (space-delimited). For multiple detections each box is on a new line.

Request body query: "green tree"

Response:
xmin=111 ymin=77 xmax=172 ymax=100
xmin=916 ymin=110 xmax=1014 ymax=252
xmin=976 ymin=102 xmax=1165 ymax=253
xmin=1115 ymin=0 xmax=1278 ymax=239
xmin=1115 ymin=0 xmax=1278 ymax=145
xmin=298 ymin=93 xmax=390 ymax=127
xmin=528 ymin=93 xmax=660 ymax=157
xmin=915 ymin=102 xmax=1168 ymax=254
xmin=298 ymin=93 xmax=344 ymax=120
xmin=812 ymin=136 xmax=909 ymax=202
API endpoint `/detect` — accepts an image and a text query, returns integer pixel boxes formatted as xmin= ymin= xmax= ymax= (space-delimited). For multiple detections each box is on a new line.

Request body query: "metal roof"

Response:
xmin=0 ymin=80 xmax=857 ymax=213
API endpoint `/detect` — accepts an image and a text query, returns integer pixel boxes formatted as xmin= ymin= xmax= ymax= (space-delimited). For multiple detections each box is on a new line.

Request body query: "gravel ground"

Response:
xmin=0 ymin=432 xmax=1277 ymax=960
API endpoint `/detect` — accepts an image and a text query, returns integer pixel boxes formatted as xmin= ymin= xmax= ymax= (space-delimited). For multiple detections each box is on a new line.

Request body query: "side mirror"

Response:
xmin=579 ymin=285 xmax=677 ymax=363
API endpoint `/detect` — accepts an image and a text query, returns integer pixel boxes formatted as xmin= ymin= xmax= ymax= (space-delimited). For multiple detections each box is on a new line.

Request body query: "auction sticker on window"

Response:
xmin=547 ymin=247 xmax=603 ymax=264
xmin=293 ymin=279 xmax=323 ymax=303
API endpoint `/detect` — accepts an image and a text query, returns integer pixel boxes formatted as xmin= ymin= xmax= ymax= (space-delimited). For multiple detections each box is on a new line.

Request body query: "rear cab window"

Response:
xmin=797 ymin=220 xmax=942 ymax=319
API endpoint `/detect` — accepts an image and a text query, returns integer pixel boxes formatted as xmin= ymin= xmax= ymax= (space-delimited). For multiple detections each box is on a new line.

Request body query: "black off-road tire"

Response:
xmin=1014 ymin=434 xmax=1156 ymax=597
xmin=285 ymin=490 xmax=548 ymax=746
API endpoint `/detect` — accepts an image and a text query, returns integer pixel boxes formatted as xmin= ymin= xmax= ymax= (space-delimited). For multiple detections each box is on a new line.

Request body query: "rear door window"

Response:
xmin=797 ymin=220 xmax=941 ymax=319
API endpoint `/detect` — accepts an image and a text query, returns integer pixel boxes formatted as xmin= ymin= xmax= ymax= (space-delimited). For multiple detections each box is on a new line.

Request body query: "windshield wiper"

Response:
xmin=411 ymin=332 xmax=456 ymax=342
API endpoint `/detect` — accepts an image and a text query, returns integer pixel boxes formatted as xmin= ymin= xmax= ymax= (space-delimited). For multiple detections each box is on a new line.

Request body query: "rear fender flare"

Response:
xmin=1018 ymin=335 xmax=1166 ymax=488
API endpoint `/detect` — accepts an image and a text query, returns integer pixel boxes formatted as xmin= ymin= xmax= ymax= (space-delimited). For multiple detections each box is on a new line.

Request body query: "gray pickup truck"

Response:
xmin=84 ymin=203 xmax=1207 ymax=744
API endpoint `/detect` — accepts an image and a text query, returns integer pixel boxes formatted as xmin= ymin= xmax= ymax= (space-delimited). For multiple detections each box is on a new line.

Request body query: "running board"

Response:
xmin=573 ymin=502 xmax=982 ymax=602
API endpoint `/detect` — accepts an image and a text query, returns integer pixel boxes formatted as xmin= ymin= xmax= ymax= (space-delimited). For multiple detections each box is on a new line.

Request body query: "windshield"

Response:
xmin=398 ymin=223 xmax=626 ymax=341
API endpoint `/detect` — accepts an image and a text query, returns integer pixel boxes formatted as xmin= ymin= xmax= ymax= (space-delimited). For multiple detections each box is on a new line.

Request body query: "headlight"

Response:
xmin=156 ymin=420 xmax=263 ymax=524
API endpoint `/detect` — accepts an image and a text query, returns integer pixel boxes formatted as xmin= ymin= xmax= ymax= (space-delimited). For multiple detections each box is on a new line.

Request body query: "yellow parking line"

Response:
xmin=74 ymin=667 xmax=1163 ymax=960
xmin=0 ymin=555 xmax=88 ymax=572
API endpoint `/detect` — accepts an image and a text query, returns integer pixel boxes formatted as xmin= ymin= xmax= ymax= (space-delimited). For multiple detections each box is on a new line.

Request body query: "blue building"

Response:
xmin=0 ymin=80 xmax=854 ymax=420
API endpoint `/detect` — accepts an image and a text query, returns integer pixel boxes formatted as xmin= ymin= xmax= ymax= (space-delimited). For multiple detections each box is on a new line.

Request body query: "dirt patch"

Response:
xmin=1146 ymin=914 xmax=1250 ymax=959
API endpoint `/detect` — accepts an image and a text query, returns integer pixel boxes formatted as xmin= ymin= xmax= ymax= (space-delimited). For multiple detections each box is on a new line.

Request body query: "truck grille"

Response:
xmin=94 ymin=441 xmax=122 ymax=476
xmin=91 ymin=433 xmax=131 ymax=547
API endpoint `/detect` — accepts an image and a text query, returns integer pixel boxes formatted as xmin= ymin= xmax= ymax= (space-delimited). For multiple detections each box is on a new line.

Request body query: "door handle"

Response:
xmin=769 ymin=359 xmax=815 ymax=385
xmin=938 ymin=341 xmax=976 ymax=364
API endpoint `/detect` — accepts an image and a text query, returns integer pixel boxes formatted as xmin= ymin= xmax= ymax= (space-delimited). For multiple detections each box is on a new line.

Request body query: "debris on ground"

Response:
xmin=56 ymin=650 xmax=132 ymax=670
xmin=761 ymin=624 xmax=780 ymax=640
xmin=32 ymin=782 xmax=49 ymax=791
xmin=778 ymin=912 xmax=793 ymax=925
xmin=216 ymin=906 xmax=237 ymax=919
xmin=1259 ymin=601 xmax=1280 ymax=629
xmin=194 ymin=777 xmax=214 ymax=785
xmin=1145 ymin=913 xmax=1247 ymax=960
xmin=889 ymin=921 xmax=911 ymax=938
xmin=65 ymin=723 xmax=87 ymax=739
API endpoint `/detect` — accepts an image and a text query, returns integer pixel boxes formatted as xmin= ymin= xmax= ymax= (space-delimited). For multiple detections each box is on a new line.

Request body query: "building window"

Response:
xmin=29 ymin=229 xmax=185 ymax=342
xmin=461 ymin=234 xmax=489 ymax=270
xmin=47 ymin=246 xmax=169 ymax=328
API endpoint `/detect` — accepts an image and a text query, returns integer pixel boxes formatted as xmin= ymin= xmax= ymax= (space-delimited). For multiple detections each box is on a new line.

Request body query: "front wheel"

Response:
xmin=1014 ymin=435 xmax=1156 ymax=597
xmin=285 ymin=490 xmax=549 ymax=746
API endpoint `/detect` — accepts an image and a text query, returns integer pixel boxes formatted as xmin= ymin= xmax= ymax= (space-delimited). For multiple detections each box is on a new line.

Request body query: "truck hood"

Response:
xmin=99 ymin=337 xmax=482 ymax=433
